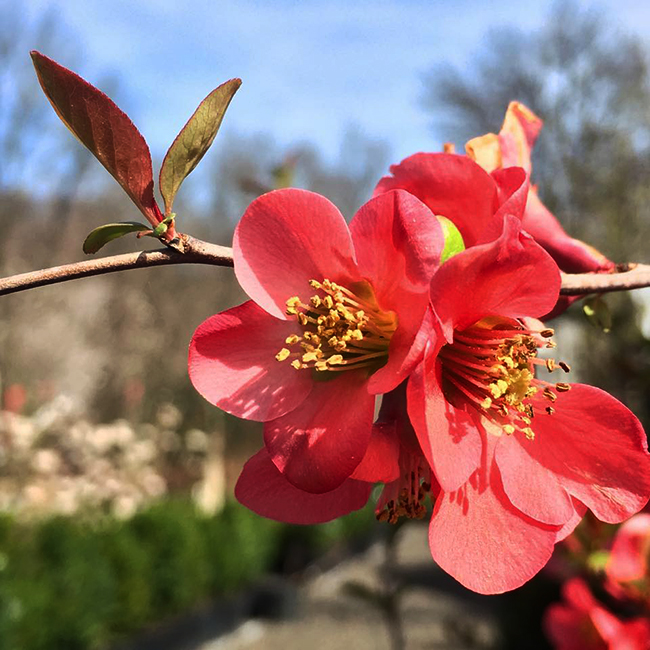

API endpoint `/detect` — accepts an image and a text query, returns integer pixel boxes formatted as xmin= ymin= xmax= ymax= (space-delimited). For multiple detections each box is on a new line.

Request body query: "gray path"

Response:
xmin=200 ymin=522 xmax=501 ymax=650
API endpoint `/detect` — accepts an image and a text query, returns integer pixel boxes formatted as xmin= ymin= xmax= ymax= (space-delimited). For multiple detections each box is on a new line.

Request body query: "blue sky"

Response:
xmin=19 ymin=0 xmax=650 ymax=166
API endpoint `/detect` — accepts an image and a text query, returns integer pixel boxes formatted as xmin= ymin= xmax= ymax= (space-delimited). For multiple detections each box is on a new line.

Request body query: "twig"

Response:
xmin=0 ymin=236 xmax=233 ymax=297
xmin=559 ymin=263 xmax=650 ymax=296
xmin=0 ymin=242 xmax=648 ymax=298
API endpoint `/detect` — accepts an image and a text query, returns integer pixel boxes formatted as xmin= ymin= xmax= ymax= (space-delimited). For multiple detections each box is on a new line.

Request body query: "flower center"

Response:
xmin=439 ymin=317 xmax=571 ymax=439
xmin=376 ymin=452 xmax=431 ymax=524
xmin=275 ymin=278 xmax=398 ymax=374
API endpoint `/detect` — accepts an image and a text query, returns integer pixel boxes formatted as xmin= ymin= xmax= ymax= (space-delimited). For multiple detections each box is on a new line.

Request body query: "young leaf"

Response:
xmin=31 ymin=51 xmax=163 ymax=228
xmin=159 ymin=78 xmax=241 ymax=215
xmin=83 ymin=222 xmax=151 ymax=254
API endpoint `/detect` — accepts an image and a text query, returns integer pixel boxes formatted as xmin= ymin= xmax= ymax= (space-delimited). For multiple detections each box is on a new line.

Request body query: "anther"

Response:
xmin=540 ymin=329 xmax=554 ymax=338
xmin=546 ymin=406 xmax=555 ymax=415
xmin=543 ymin=387 xmax=557 ymax=402
xmin=555 ymin=383 xmax=571 ymax=392
xmin=276 ymin=348 xmax=291 ymax=362
xmin=559 ymin=361 xmax=571 ymax=373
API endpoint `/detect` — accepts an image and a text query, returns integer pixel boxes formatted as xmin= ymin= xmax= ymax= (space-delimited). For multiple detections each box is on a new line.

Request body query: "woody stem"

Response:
xmin=0 ymin=241 xmax=647 ymax=298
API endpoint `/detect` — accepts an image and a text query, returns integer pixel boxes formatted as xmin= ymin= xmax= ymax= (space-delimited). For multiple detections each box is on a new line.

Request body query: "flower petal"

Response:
xmin=606 ymin=513 xmax=650 ymax=583
xmin=233 ymin=188 xmax=358 ymax=319
xmin=189 ymin=300 xmax=313 ymax=421
xmin=407 ymin=351 xmax=481 ymax=492
xmin=430 ymin=216 xmax=560 ymax=338
xmin=350 ymin=421 xmax=400 ymax=483
xmin=491 ymin=166 xmax=529 ymax=224
xmin=349 ymin=190 xmax=443 ymax=394
xmin=495 ymin=432 xmax=575 ymax=526
xmin=524 ymin=384 xmax=650 ymax=523
xmin=556 ymin=499 xmax=587 ymax=543
xmin=429 ymin=462 xmax=559 ymax=594
xmin=235 ymin=448 xmax=371 ymax=524
xmin=373 ymin=153 xmax=500 ymax=247
xmin=350 ymin=189 xmax=443 ymax=303
xmin=523 ymin=191 xmax=615 ymax=274
xmin=264 ymin=370 xmax=374 ymax=493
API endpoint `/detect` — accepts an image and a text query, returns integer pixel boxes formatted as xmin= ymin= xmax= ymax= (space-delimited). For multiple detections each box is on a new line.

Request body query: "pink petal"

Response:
xmin=556 ymin=499 xmax=587 ymax=542
xmin=350 ymin=421 xmax=400 ymax=483
xmin=367 ymin=300 xmax=436 ymax=396
xmin=524 ymin=384 xmax=650 ymax=524
xmin=606 ymin=513 xmax=650 ymax=583
xmin=429 ymin=462 xmax=559 ymax=594
xmin=495 ymin=433 xmax=575 ymax=526
xmin=543 ymin=604 xmax=596 ymax=650
xmin=373 ymin=153 xmax=500 ymax=247
xmin=350 ymin=189 xmax=443 ymax=304
xmin=349 ymin=191 xmax=443 ymax=395
xmin=235 ymin=448 xmax=371 ymax=524
xmin=523 ymin=191 xmax=615 ymax=274
xmin=407 ymin=352 xmax=481 ymax=492
xmin=233 ymin=188 xmax=359 ymax=319
xmin=491 ymin=166 xmax=529 ymax=224
xmin=430 ymin=216 xmax=561 ymax=338
xmin=264 ymin=370 xmax=374 ymax=493
xmin=189 ymin=300 xmax=312 ymax=421
xmin=497 ymin=101 xmax=543 ymax=172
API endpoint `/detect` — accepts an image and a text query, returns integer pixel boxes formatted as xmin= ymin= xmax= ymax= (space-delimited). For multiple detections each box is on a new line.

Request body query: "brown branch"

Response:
xmin=559 ymin=264 xmax=650 ymax=296
xmin=0 ymin=238 xmax=648 ymax=298
xmin=0 ymin=235 xmax=233 ymax=296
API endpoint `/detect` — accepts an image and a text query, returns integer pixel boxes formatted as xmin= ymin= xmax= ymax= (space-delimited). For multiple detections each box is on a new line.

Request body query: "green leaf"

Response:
xmin=31 ymin=51 xmax=162 ymax=228
xmin=159 ymin=78 xmax=242 ymax=215
xmin=83 ymin=222 xmax=151 ymax=254
xmin=436 ymin=215 xmax=465 ymax=263
xmin=583 ymin=295 xmax=612 ymax=333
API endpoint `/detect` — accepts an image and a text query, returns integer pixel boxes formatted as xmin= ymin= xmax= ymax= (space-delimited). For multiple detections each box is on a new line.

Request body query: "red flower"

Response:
xmin=374 ymin=152 xmax=530 ymax=251
xmin=606 ymin=513 xmax=650 ymax=604
xmin=466 ymin=101 xmax=615 ymax=275
xmin=406 ymin=217 xmax=650 ymax=594
xmin=376 ymin=103 xmax=615 ymax=278
xmin=544 ymin=578 xmax=650 ymax=650
xmin=189 ymin=188 xmax=444 ymax=496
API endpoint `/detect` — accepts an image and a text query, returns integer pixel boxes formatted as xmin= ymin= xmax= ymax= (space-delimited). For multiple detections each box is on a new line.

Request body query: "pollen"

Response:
xmin=438 ymin=317 xmax=572 ymax=442
xmin=275 ymin=348 xmax=291 ymax=362
xmin=275 ymin=277 xmax=398 ymax=375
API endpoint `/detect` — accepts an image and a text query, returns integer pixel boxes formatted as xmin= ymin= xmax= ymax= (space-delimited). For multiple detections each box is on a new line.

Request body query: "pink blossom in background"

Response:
xmin=545 ymin=578 xmax=650 ymax=650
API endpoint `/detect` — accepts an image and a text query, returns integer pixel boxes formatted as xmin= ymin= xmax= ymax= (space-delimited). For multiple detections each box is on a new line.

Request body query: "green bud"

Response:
xmin=436 ymin=215 xmax=465 ymax=263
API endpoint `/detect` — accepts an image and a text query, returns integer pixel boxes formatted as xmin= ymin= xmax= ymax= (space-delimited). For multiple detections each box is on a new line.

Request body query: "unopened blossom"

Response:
xmin=190 ymin=188 xmax=445 ymax=497
xmin=406 ymin=217 xmax=650 ymax=593
xmin=544 ymin=578 xmax=650 ymax=650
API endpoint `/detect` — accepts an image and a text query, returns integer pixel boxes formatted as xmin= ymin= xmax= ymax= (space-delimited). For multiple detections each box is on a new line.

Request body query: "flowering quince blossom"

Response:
xmin=376 ymin=103 xmax=615 ymax=277
xmin=188 ymin=187 xmax=447 ymax=507
xmin=405 ymin=217 xmax=650 ymax=594
xmin=544 ymin=578 xmax=650 ymax=650
xmin=606 ymin=513 xmax=650 ymax=603
xmin=466 ymin=101 xmax=615 ymax=275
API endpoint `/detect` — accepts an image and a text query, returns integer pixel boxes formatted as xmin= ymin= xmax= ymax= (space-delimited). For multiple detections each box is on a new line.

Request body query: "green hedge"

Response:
xmin=0 ymin=500 xmax=375 ymax=650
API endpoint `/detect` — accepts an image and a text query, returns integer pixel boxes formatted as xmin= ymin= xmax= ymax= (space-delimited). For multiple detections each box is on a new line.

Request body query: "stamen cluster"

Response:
xmin=275 ymin=278 xmax=397 ymax=373
xmin=377 ymin=461 xmax=431 ymax=524
xmin=439 ymin=322 xmax=571 ymax=440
